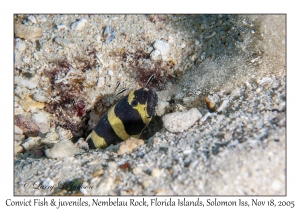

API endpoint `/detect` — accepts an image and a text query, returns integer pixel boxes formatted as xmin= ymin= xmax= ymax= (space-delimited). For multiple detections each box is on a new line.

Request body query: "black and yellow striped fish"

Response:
xmin=86 ymin=75 xmax=158 ymax=149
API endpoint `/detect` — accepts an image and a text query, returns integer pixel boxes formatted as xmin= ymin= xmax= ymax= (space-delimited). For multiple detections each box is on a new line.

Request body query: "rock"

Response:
xmin=94 ymin=177 xmax=114 ymax=195
xmin=150 ymin=50 xmax=161 ymax=60
xmin=97 ymin=77 xmax=105 ymax=88
xmin=14 ymin=23 xmax=42 ymax=42
xmin=54 ymin=37 xmax=75 ymax=48
xmin=132 ymin=167 xmax=143 ymax=175
xmin=75 ymin=138 xmax=89 ymax=150
xmin=147 ymin=46 xmax=154 ymax=53
xmin=117 ymin=137 xmax=144 ymax=155
xmin=15 ymin=114 xmax=40 ymax=137
xmin=33 ymin=91 xmax=48 ymax=103
xmin=70 ymin=19 xmax=87 ymax=31
xmin=22 ymin=56 xmax=30 ymax=64
xmin=14 ymin=142 xmax=24 ymax=154
xmin=156 ymin=100 xmax=169 ymax=116
xmin=92 ymin=168 xmax=104 ymax=177
xmin=205 ymin=96 xmax=216 ymax=112
xmin=15 ymin=134 xmax=25 ymax=142
xmin=14 ymin=102 xmax=24 ymax=116
xmin=216 ymin=99 xmax=230 ymax=112
xmin=32 ymin=111 xmax=50 ymax=134
xmin=14 ymin=125 xmax=23 ymax=135
xmin=15 ymin=41 xmax=26 ymax=52
xmin=162 ymin=108 xmax=202 ymax=132
xmin=142 ymin=179 xmax=153 ymax=188
xmin=22 ymin=136 xmax=42 ymax=151
xmin=42 ymin=178 xmax=54 ymax=189
xmin=103 ymin=26 xmax=115 ymax=44
xmin=108 ymin=69 xmax=114 ymax=76
xmin=30 ymin=148 xmax=44 ymax=156
xmin=155 ymin=189 xmax=167 ymax=195
xmin=151 ymin=168 xmax=161 ymax=178
xmin=45 ymin=139 xmax=77 ymax=158
xmin=271 ymin=180 xmax=282 ymax=192
xmin=57 ymin=126 xmax=73 ymax=140
xmin=41 ymin=128 xmax=59 ymax=147
xmin=28 ymin=15 xmax=37 ymax=24
xmin=14 ymin=51 xmax=21 ymax=63
xmin=19 ymin=95 xmax=45 ymax=112
xmin=153 ymin=40 xmax=170 ymax=60
xmin=94 ymin=34 xmax=101 ymax=42
xmin=56 ymin=24 xmax=66 ymax=30
xmin=108 ymin=161 xmax=118 ymax=170
xmin=15 ymin=75 xmax=39 ymax=89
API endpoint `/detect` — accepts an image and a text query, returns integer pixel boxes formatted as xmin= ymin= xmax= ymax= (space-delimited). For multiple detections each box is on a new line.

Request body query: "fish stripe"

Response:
xmin=114 ymin=93 xmax=147 ymax=136
xmin=93 ymin=112 xmax=124 ymax=146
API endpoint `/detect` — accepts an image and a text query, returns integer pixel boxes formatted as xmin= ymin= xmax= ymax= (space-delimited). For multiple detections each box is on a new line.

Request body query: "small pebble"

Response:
xmin=16 ymin=75 xmax=38 ymax=89
xmin=190 ymin=54 xmax=197 ymax=62
xmin=22 ymin=137 xmax=42 ymax=151
xmin=94 ymin=177 xmax=114 ymax=195
xmin=117 ymin=137 xmax=144 ymax=155
xmin=183 ymin=148 xmax=193 ymax=155
xmin=168 ymin=35 xmax=175 ymax=43
xmin=108 ymin=161 xmax=118 ymax=170
xmin=14 ymin=125 xmax=23 ymax=135
xmin=56 ymin=24 xmax=66 ymax=30
xmin=28 ymin=15 xmax=37 ymax=24
xmin=14 ymin=24 xmax=42 ymax=42
xmin=15 ymin=115 xmax=40 ymax=137
xmin=16 ymin=41 xmax=26 ymax=52
xmin=97 ymin=77 xmax=105 ymax=87
xmin=216 ymin=114 xmax=225 ymax=122
xmin=54 ymin=37 xmax=75 ymax=48
xmin=147 ymin=46 xmax=154 ymax=53
xmin=151 ymin=168 xmax=161 ymax=178
xmin=200 ymin=52 xmax=206 ymax=60
xmin=32 ymin=111 xmax=50 ymax=134
xmin=150 ymin=50 xmax=161 ymax=60
xmin=224 ymin=132 xmax=233 ymax=141
xmin=42 ymin=178 xmax=54 ymax=189
xmin=155 ymin=189 xmax=167 ymax=195
xmin=94 ymin=34 xmax=101 ymax=42
xmin=195 ymin=39 xmax=200 ymax=45
xmin=57 ymin=126 xmax=73 ymax=140
xmin=33 ymin=92 xmax=48 ymax=103
xmin=156 ymin=100 xmax=169 ymax=116
xmin=22 ymin=57 xmax=30 ymax=64
xmin=75 ymin=138 xmax=89 ymax=150
xmin=14 ymin=143 xmax=24 ymax=154
xmin=70 ymin=19 xmax=87 ymax=31
xmin=153 ymin=40 xmax=170 ymax=60
xmin=180 ymin=43 xmax=186 ymax=48
xmin=133 ymin=167 xmax=143 ymax=175
xmin=216 ymin=99 xmax=229 ymax=112
xmin=45 ymin=139 xmax=77 ymax=158
xmin=142 ymin=179 xmax=153 ymax=188
xmin=108 ymin=70 xmax=114 ymax=76
xmin=15 ymin=134 xmax=25 ymax=142
xmin=31 ymin=148 xmax=44 ymax=156
xmin=205 ymin=96 xmax=216 ymax=112
xmin=162 ymin=108 xmax=202 ymax=133
xmin=103 ymin=26 xmax=116 ymax=44
xmin=271 ymin=180 xmax=282 ymax=192
xmin=92 ymin=168 xmax=104 ymax=177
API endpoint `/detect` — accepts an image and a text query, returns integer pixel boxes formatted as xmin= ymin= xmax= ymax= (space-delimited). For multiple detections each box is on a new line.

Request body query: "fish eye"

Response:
xmin=131 ymin=99 xmax=138 ymax=107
